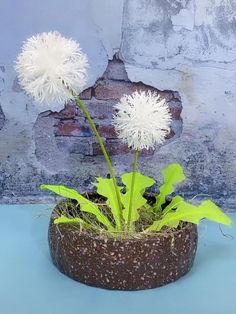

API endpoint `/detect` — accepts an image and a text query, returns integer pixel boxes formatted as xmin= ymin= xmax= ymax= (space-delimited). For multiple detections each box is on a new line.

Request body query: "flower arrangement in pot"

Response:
xmin=16 ymin=31 xmax=232 ymax=291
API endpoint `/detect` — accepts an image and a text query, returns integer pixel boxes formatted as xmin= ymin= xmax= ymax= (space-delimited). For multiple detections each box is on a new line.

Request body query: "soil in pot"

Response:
xmin=48 ymin=195 xmax=198 ymax=290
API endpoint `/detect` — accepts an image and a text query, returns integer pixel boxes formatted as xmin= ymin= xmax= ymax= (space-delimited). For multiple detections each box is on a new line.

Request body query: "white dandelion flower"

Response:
xmin=15 ymin=31 xmax=88 ymax=104
xmin=113 ymin=90 xmax=172 ymax=150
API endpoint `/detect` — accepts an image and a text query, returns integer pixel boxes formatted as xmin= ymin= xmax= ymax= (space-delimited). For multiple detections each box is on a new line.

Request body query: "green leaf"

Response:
xmin=155 ymin=163 xmax=186 ymax=210
xmin=94 ymin=177 xmax=122 ymax=230
xmin=121 ymin=172 xmax=155 ymax=224
xmin=54 ymin=215 xmax=102 ymax=232
xmin=54 ymin=215 xmax=85 ymax=225
xmin=148 ymin=199 xmax=232 ymax=231
xmin=40 ymin=184 xmax=115 ymax=232
xmin=162 ymin=195 xmax=184 ymax=214
xmin=195 ymin=200 xmax=232 ymax=226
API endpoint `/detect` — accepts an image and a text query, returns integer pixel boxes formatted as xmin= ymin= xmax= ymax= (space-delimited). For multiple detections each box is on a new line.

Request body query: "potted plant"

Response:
xmin=16 ymin=31 xmax=232 ymax=290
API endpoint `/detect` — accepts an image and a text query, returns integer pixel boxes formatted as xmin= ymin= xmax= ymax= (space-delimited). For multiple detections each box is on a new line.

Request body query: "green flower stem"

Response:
xmin=127 ymin=150 xmax=139 ymax=231
xmin=73 ymin=94 xmax=123 ymax=229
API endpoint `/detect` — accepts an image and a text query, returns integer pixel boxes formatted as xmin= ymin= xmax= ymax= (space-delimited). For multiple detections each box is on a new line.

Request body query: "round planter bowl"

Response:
xmin=48 ymin=209 xmax=198 ymax=290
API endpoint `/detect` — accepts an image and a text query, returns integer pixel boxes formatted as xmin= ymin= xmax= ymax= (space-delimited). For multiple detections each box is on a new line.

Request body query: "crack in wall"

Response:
xmin=0 ymin=105 xmax=5 ymax=130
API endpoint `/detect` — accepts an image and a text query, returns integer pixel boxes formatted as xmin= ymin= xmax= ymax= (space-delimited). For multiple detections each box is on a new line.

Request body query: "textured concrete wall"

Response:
xmin=0 ymin=0 xmax=236 ymax=209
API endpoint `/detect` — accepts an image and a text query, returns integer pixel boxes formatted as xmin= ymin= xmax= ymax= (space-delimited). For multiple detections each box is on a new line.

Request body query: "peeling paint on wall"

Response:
xmin=121 ymin=0 xmax=236 ymax=210
xmin=33 ymin=57 xmax=181 ymax=173
xmin=0 ymin=0 xmax=236 ymax=210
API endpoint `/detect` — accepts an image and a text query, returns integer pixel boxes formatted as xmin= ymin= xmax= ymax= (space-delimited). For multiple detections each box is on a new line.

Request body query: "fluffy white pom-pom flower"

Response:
xmin=15 ymin=31 xmax=88 ymax=104
xmin=113 ymin=90 xmax=172 ymax=150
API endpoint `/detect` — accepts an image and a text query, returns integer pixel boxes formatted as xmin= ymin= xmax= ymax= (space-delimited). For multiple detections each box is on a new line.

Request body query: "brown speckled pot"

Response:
xmin=48 ymin=209 xmax=198 ymax=290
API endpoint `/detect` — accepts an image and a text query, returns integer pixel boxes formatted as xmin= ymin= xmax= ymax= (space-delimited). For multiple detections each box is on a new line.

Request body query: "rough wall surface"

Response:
xmin=0 ymin=0 xmax=235 ymax=210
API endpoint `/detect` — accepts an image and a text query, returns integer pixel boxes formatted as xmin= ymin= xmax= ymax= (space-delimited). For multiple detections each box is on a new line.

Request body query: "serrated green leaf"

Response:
xmin=40 ymin=184 xmax=115 ymax=232
xmin=94 ymin=177 xmax=122 ymax=231
xmin=195 ymin=200 xmax=232 ymax=226
xmin=162 ymin=195 xmax=184 ymax=214
xmin=155 ymin=163 xmax=186 ymax=210
xmin=121 ymin=172 xmax=155 ymax=225
xmin=148 ymin=199 xmax=232 ymax=231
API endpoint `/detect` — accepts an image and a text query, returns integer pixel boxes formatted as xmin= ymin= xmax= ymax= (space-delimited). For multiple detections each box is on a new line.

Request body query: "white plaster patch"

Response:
xmin=171 ymin=2 xmax=194 ymax=31
xmin=90 ymin=0 xmax=124 ymax=58
xmin=121 ymin=0 xmax=236 ymax=65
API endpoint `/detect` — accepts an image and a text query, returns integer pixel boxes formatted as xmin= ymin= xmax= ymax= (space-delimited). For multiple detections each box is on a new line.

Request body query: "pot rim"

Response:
xmin=51 ymin=201 xmax=196 ymax=243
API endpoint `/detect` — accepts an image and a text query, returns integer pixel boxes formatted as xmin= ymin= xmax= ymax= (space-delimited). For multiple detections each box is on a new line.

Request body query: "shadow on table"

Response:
xmin=192 ymin=240 xmax=234 ymax=275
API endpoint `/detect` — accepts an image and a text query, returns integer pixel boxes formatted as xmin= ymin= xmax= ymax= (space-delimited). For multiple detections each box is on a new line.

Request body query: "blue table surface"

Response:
xmin=0 ymin=204 xmax=235 ymax=314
